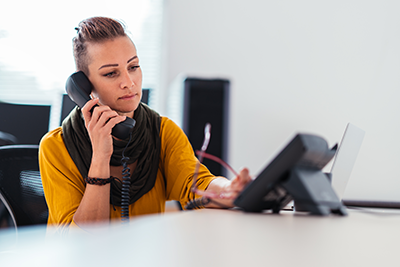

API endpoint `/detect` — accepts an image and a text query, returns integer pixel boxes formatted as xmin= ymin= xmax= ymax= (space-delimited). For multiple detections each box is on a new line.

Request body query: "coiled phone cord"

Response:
xmin=120 ymin=132 xmax=132 ymax=223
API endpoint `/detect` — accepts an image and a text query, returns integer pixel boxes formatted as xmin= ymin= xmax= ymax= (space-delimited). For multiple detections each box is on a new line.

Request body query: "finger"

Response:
xmin=238 ymin=167 xmax=252 ymax=183
xmin=81 ymin=98 xmax=99 ymax=123
xmin=227 ymin=168 xmax=251 ymax=192
xmin=91 ymin=109 xmax=123 ymax=132
xmin=231 ymin=168 xmax=249 ymax=184
xmin=84 ymin=105 xmax=110 ymax=131
xmin=104 ymin=114 xmax=127 ymax=131
xmin=81 ymin=97 xmax=99 ymax=114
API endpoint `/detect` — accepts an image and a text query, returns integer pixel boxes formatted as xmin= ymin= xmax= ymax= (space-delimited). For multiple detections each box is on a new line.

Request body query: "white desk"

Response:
xmin=1 ymin=208 xmax=400 ymax=267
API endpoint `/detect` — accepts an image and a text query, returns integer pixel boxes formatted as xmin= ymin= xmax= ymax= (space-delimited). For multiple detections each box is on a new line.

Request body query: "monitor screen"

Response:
xmin=0 ymin=102 xmax=50 ymax=145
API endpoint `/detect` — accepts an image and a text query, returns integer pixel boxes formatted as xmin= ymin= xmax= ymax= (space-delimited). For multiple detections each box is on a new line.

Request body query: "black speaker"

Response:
xmin=181 ymin=78 xmax=230 ymax=177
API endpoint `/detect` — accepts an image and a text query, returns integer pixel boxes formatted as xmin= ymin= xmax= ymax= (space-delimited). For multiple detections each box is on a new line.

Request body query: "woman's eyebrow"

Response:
xmin=98 ymin=64 xmax=118 ymax=70
xmin=98 ymin=56 xmax=137 ymax=70
xmin=127 ymin=56 xmax=138 ymax=63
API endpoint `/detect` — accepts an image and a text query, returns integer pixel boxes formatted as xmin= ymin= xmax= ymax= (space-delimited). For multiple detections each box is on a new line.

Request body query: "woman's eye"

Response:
xmin=104 ymin=72 xmax=116 ymax=77
xmin=130 ymin=65 xmax=140 ymax=71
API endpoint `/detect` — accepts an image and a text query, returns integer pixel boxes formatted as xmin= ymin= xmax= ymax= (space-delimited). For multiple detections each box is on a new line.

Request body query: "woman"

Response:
xmin=39 ymin=16 xmax=251 ymax=233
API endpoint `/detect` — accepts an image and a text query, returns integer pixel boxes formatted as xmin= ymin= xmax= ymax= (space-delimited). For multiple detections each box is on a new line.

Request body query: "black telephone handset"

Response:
xmin=66 ymin=71 xmax=136 ymax=140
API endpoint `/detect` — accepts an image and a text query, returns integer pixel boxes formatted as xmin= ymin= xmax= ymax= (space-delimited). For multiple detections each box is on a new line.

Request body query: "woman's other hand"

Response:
xmin=204 ymin=167 xmax=253 ymax=208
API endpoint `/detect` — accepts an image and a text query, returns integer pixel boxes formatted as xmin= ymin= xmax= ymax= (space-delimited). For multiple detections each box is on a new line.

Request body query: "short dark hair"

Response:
xmin=73 ymin=17 xmax=127 ymax=75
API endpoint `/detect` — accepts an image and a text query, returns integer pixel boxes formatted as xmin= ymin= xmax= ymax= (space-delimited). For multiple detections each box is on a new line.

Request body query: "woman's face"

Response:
xmin=85 ymin=36 xmax=142 ymax=118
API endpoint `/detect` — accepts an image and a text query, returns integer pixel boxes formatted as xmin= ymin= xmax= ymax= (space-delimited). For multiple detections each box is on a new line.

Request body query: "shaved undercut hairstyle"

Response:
xmin=73 ymin=17 xmax=127 ymax=75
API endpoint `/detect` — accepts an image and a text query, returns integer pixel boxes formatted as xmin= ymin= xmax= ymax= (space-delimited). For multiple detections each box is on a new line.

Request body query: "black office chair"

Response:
xmin=0 ymin=131 xmax=18 ymax=146
xmin=0 ymin=145 xmax=48 ymax=229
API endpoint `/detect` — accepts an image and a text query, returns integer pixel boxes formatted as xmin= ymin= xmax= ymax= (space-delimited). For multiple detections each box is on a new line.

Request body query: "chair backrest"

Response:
xmin=0 ymin=145 xmax=48 ymax=227
xmin=0 ymin=131 xmax=18 ymax=146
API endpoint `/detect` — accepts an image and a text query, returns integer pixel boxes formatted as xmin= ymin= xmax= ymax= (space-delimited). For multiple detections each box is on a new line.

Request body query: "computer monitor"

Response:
xmin=0 ymin=102 xmax=50 ymax=145
xmin=330 ymin=123 xmax=365 ymax=200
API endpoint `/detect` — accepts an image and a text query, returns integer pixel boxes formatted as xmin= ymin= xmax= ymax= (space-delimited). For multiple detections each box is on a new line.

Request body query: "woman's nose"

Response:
xmin=120 ymin=70 xmax=134 ymax=89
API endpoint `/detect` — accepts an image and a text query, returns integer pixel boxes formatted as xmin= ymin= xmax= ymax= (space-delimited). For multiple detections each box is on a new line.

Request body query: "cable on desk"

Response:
xmin=345 ymin=206 xmax=400 ymax=216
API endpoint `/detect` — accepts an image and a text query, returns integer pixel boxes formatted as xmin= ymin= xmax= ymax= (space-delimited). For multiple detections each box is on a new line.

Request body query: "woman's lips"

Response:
xmin=119 ymin=93 xmax=136 ymax=100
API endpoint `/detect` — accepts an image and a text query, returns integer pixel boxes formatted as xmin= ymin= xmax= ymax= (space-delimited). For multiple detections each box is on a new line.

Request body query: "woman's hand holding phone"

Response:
xmin=81 ymin=98 xmax=127 ymax=162
xmin=73 ymin=98 xmax=125 ymax=226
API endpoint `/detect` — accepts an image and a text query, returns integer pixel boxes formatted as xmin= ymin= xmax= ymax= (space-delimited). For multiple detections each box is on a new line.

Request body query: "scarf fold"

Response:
xmin=62 ymin=102 xmax=161 ymax=206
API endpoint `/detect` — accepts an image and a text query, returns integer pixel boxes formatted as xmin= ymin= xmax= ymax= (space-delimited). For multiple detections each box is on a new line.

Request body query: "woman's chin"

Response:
xmin=114 ymin=101 xmax=140 ymax=117
xmin=116 ymin=107 xmax=137 ymax=117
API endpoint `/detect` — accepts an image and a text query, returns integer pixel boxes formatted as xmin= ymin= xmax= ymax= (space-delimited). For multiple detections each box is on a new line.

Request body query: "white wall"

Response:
xmin=160 ymin=0 xmax=400 ymax=202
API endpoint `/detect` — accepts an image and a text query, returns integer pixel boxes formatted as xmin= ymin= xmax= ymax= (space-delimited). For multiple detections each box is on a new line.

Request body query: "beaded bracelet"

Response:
xmin=85 ymin=176 xmax=114 ymax=186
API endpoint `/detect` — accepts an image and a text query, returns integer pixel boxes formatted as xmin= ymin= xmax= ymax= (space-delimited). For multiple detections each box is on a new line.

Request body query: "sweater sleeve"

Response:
xmin=39 ymin=127 xmax=86 ymax=234
xmin=159 ymin=117 xmax=216 ymax=208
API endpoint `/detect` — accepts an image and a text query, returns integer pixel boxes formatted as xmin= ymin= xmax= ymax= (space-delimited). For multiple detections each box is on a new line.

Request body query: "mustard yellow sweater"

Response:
xmin=39 ymin=116 xmax=215 ymax=232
